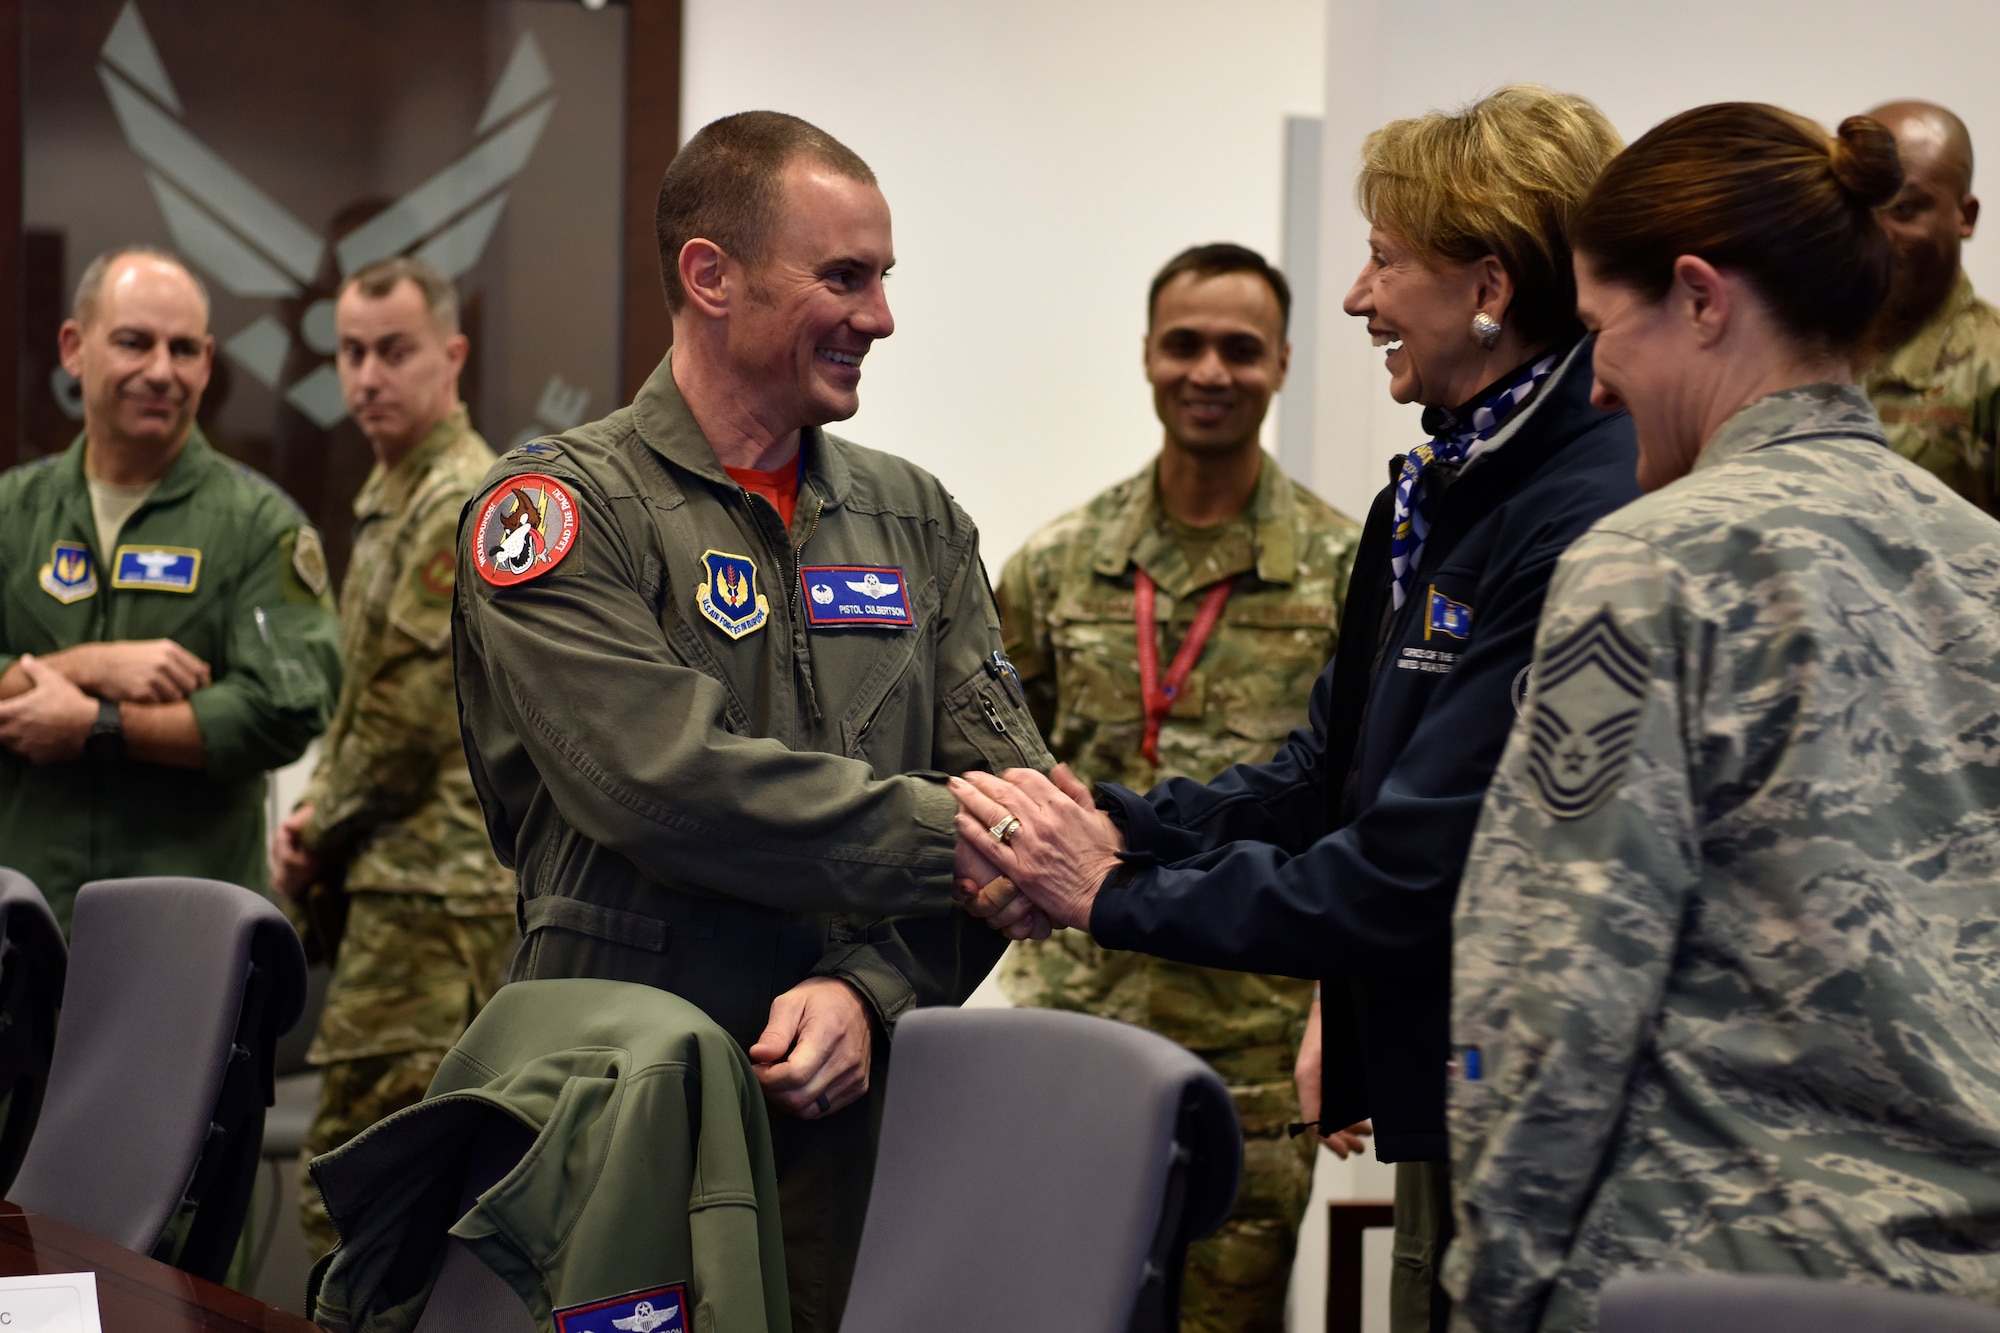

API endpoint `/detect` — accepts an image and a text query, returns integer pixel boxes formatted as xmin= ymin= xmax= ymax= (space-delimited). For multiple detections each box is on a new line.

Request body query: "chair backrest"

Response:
xmin=0 ymin=868 xmax=66 ymax=1194
xmin=10 ymin=876 xmax=305 ymax=1283
xmin=1599 ymin=1272 xmax=2000 ymax=1333
xmin=837 ymin=1007 xmax=1241 ymax=1333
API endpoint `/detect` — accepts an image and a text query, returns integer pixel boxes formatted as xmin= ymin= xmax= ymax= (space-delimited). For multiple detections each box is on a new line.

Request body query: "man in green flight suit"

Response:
xmin=453 ymin=111 xmax=1048 ymax=1333
xmin=0 ymin=247 xmax=340 ymax=931
xmin=1862 ymin=100 xmax=2000 ymax=514
xmin=269 ymin=256 xmax=517 ymax=1259
xmin=997 ymin=243 xmax=1364 ymax=1333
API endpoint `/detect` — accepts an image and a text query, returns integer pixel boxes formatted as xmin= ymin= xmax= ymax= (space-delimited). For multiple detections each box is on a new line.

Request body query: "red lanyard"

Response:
xmin=1134 ymin=568 xmax=1235 ymax=766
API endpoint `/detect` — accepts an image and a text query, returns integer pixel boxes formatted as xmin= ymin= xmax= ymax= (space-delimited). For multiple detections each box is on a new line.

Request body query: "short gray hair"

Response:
xmin=340 ymin=255 xmax=461 ymax=337
xmin=72 ymin=246 xmax=210 ymax=328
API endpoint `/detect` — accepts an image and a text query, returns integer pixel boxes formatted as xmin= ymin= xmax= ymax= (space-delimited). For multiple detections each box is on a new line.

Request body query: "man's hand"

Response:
xmin=947 ymin=764 xmax=1123 ymax=932
xmin=48 ymin=640 xmax=211 ymax=702
xmin=0 ymin=655 xmax=99 ymax=764
xmin=952 ymin=824 xmax=1051 ymax=940
xmin=270 ymin=803 xmax=320 ymax=900
xmin=1295 ymin=994 xmax=1373 ymax=1158
xmin=748 ymin=976 xmax=873 ymax=1120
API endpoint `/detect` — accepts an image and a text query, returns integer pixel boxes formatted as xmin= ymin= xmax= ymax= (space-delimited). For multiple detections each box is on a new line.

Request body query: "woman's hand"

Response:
xmin=947 ymin=765 xmax=1124 ymax=932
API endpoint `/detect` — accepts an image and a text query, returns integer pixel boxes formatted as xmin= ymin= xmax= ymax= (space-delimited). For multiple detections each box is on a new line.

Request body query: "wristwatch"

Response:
xmin=85 ymin=698 xmax=125 ymax=763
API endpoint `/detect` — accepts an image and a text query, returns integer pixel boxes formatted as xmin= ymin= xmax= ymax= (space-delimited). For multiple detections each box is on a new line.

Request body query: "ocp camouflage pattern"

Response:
xmin=299 ymin=406 xmax=514 ymax=910
xmin=1864 ymin=271 xmax=2000 ymax=514
xmin=996 ymin=453 xmax=1361 ymax=1332
xmin=1446 ymin=384 xmax=2000 ymax=1333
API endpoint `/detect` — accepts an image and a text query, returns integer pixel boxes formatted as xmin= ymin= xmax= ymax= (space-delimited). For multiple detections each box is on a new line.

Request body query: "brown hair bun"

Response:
xmin=1830 ymin=115 xmax=1904 ymax=208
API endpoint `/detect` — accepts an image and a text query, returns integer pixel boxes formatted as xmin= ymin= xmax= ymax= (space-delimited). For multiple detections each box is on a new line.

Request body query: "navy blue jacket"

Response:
xmin=1090 ymin=338 xmax=1641 ymax=1162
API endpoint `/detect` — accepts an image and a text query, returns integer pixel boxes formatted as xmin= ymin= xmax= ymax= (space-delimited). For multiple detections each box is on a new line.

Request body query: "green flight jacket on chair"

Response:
xmin=309 ymin=977 xmax=788 ymax=1333
xmin=0 ymin=430 xmax=341 ymax=929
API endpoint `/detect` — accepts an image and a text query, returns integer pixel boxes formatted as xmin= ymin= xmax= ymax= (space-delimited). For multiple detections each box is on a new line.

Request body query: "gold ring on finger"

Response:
xmin=989 ymin=814 xmax=1022 ymax=845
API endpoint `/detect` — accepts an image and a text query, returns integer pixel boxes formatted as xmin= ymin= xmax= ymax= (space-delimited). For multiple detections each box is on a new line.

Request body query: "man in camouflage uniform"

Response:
xmin=1862 ymin=101 xmax=2000 ymax=513
xmin=269 ymin=257 xmax=515 ymax=1258
xmin=998 ymin=244 xmax=1361 ymax=1332
xmin=1448 ymin=385 xmax=2000 ymax=1333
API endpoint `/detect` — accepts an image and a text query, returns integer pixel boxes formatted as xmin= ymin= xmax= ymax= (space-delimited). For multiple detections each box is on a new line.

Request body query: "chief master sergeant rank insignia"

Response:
xmin=1523 ymin=605 xmax=1651 ymax=819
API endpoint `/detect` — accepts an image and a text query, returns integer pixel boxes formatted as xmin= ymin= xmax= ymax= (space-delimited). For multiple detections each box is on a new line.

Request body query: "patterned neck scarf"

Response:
xmin=1388 ymin=351 xmax=1559 ymax=609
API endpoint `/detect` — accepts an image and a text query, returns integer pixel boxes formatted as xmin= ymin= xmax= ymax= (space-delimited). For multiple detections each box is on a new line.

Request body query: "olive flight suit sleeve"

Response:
xmin=809 ymin=513 xmax=1054 ymax=1028
xmin=186 ymin=511 xmax=342 ymax=783
xmin=459 ymin=469 xmax=981 ymax=919
xmin=1444 ymin=534 xmax=1694 ymax=1333
xmin=302 ymin=497 xmax=461 ymax=860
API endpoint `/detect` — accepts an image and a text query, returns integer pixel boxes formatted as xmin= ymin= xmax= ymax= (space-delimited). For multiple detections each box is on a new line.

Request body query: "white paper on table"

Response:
xmin=0 ymin=1271 xmax=102 ymax=1332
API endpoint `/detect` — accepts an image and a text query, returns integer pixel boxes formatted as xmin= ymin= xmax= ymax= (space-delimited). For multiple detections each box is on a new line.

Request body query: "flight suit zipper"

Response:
xmin=739 ymin=485 xmax=828 ymax=724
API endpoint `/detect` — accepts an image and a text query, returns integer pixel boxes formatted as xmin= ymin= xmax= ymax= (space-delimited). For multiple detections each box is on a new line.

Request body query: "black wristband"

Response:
xmin=85 ymin=697 xmax=125 ymax=763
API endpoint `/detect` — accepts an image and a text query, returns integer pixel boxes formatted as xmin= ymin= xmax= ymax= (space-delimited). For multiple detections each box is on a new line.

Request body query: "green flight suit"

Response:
xmin=996 ymin=453 xmax=1362 ymax=1333
xmin=453 ymin=352 xmax=1050 ymax=1333
xmin=0 ymin=429 xmax=341 ymax=929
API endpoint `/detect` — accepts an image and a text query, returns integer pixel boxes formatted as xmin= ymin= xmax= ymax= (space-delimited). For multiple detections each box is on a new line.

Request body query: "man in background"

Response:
xmin=997 ymin=243 xmax=1362 ymax=1332
xmin=1863 ymin=100 xmax=2000 ymax=514
xmin=0 ymin=247 xmax=339 ymax=930
xmin=269 ymin=256 xmax=516 ymax=1258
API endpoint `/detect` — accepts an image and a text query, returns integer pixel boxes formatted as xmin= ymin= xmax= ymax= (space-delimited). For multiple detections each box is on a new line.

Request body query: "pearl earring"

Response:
xmin=1471 ymin=311 xmax=1502 ymax=350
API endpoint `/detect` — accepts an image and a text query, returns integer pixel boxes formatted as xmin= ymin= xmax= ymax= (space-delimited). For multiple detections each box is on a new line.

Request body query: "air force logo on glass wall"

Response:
xmin=94 ymin=2 xmax=556 ymax=427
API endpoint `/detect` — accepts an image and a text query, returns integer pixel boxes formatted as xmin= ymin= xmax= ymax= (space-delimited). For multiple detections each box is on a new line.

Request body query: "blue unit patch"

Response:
xmin=112 ymin=545 xmax=201 ymax=594
xmin=39 ymin=541 xmax=98 ymax=604
xmin=1426 ymin=585 xmax=1473 ymax=640
xmin=695 ymin=549 xmax=769 ymax=639
xmin=554 ymin=1283 xmax=688 ymax=1333
xmin=799 ymin=565 xmax=914 ymax=628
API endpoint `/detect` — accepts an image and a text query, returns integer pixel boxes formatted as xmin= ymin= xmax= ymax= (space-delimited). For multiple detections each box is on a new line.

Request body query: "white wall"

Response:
xmin=1311 ymin=0 xmax=2000 ymax=520
xmin=681 ymin=0 xmax=1328 ymax=566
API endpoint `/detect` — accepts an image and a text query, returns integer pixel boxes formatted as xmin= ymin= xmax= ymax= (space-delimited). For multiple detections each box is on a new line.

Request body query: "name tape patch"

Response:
xmin=40 ymin=540 xmax=97 ymax=604
xmin=112 ymin=544 xmax=200 ymax=593
xmin=473 ymin=474 xmax=579 ymax=587
xmin=554 ymin=1283 xmax=688 ymax=1333
xmin=800 ymin=565 xmax=913 ymax=628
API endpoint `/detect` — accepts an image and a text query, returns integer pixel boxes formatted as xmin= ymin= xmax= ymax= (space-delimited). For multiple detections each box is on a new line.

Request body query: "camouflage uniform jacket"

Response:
xmin=1447 ymin=384 xmax=2000 ymax=1333
xmin=996 ymin=453 xmax=1360 ymax=1081
xmin=1863 ymin=270 xmax=2000 ymax=514
xmin=301 ymin=407 xmax=512 ymax=910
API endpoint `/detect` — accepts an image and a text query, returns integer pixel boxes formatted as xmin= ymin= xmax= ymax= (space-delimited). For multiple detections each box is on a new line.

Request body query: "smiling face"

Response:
xmin=1574 ymin=254 xmax=1704 ymax=490
xmin=726 ymin=157 xmax=896 ymax=428
xmin=335 ymin=277 xmax=468 ymax=464
xmin=1341 ymin=227 xmax=1498 ymax=409
xmin=1144 ymin=269 xmax=1288 ymax=454
xmin=60 ymin=254 xmax=212 ymax=461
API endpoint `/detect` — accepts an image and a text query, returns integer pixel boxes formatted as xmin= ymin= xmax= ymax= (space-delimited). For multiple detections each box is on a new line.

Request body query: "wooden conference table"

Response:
xmin=0 ymin=1203 xmax=323 ymax=1331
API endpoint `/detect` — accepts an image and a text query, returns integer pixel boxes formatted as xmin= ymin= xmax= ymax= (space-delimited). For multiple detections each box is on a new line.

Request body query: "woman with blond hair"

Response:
xmin=1450 ymin=102 xmax=2000 ymax=1332
xmin=950 ymin=86 xmax=1639 ymax=1332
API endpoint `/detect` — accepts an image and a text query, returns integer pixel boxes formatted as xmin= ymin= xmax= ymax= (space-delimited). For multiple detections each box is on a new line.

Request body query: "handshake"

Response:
xmin=944 ymin=764 xmax=1127 ymax=942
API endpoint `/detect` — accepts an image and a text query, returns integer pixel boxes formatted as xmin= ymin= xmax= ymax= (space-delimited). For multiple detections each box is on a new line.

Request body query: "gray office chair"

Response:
xmin=838 ymin=1007 xmax=1242 ymax=1333
xmin=10 ymin=876 xmax=307 ymax=1284
xmin=0 ymin=869 xmax=66 ymax=1194
xmin=1599 ymin=1272 xmax=2000 ymax=1333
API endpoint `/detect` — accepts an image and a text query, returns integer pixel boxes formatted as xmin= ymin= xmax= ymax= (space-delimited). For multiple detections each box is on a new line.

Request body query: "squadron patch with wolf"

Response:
xmin=473 ymin=474 xmax=578 ymax=587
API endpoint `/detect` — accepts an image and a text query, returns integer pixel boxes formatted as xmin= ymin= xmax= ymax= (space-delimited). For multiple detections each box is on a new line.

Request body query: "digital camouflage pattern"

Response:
xmin=1863 ymin=271 xmax=2000 ymax=514
xmin=295 ymin=408 xmax=516 ymax=1257
xmin=997 ymin=453 xmax=1361 ymax=1333
xmin=298 ymin=893 xmax=516 ymax=1257
xmin=1446 ymin=384 xmax=2000 ymax=1333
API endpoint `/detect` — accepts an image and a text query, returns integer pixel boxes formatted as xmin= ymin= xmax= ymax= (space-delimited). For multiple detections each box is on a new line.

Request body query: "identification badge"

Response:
xmin=472 ymin=474 xmax=579 ymax=587
xmin=697 ymin=549 xmax=769 ymax=639
xmin=39 ymin=541 xmax=97 ymax=604
xmin=554 ymin=1283 xmax=688 ymax=1333
xmin=112 ymin=544 xmax=200 ymax=593
xmin=799 ymin=564 xmax=913 ymax=628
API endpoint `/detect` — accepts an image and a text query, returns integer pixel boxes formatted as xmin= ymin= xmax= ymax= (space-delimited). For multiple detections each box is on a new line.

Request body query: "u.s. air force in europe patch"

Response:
xmin=696 ymin=549 xmax=768 ymax=639
xmin=473 ymin=473 xmax=578 ymax=587
xmin=1524 ymin=605 xmax=1651 ymax=819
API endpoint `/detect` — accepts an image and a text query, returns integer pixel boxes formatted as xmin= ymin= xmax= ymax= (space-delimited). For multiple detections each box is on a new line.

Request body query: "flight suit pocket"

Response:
xmin=943 ymin=668 xmax=1041 ymax=773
